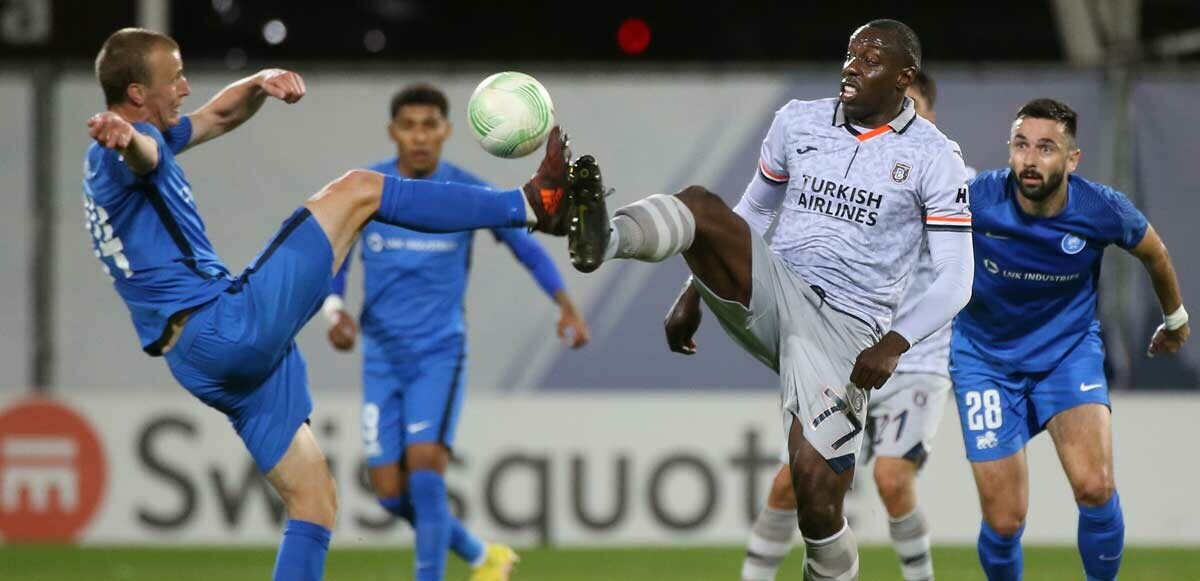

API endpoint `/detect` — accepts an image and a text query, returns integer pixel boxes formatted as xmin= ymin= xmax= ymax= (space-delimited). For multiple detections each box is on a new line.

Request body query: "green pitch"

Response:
xmin=2 ymin=545 xmax=1197 ymax=580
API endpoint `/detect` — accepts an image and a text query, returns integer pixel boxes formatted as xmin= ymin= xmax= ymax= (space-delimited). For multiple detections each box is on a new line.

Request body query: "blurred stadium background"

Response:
xmin=2 ymin=0 xmax=1200 ymax=579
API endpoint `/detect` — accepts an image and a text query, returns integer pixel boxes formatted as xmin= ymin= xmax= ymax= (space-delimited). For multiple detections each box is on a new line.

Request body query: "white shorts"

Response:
xmin=694 ymin=233 xmax=880 ymax=472
xmin=863 ymin=371 xmax=951 ymax=465
xmin=776 ymin=372 xmax=951 ymax=467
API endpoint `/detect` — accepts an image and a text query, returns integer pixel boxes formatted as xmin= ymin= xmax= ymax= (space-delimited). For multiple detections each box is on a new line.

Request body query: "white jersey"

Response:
xmin=894 ymin=165 xmax=978 ymax=377
xmin=759 ymin=97 xmax=971 ymax=334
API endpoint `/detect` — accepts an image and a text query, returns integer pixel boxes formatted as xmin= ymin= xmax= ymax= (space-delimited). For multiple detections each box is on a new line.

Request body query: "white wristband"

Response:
xmin=321 ymin=295 xmax=345 ymax=326
xmin=1164 ymin=305 xmax=1188 ymax=331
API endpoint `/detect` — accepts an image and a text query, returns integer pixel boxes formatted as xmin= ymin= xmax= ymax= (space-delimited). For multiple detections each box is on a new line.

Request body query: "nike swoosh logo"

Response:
xmin=1080 ymin=383 xmax=1104 ymax=392
xmin=985 ymin=231 xmax=1011 ymax=240
xmin=796 ymin=146 xmax=818 ymax=155
xmin=407 ymin=421 xmax=432 ymax=434
xmin=1098 ymin=553 xmax=1122 ymax=561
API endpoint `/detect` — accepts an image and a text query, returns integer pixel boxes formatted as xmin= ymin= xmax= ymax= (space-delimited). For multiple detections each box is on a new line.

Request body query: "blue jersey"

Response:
xmin=332 ymin=159 xmax=564 ymax=355
xmin=953 ymin=169 xmax=1148 ymax=372
xmin=82 ymin=117 xmax=233 ymax=354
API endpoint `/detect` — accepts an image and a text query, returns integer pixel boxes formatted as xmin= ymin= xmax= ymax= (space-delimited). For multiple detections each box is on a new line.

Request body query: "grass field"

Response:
xmin=2 ymin=545 xmax=1198 ymax=580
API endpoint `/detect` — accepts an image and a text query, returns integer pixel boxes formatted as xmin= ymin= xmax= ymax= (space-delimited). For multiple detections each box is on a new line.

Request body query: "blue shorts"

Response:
xmin=165 ymin=208 xmax=333 ymax=473
xmin=950 ymin=330 xmax=1111 ymax=462
xmin=360 ymin=337 xmax=467 ymax=468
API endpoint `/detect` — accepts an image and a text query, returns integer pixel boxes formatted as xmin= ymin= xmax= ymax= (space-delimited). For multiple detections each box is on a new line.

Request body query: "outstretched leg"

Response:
xmin=304 ymin=126 xmax=570 ymax=275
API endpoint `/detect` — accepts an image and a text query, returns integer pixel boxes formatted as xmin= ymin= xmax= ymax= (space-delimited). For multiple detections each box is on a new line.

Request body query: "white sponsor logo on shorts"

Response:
xmin=407 ymin=420 xmax=433 ymax=434
xmin=976 ymin=430 xmax=999 ymax=450
xmin=1080 ymin=382 xmax=1104 ymax=392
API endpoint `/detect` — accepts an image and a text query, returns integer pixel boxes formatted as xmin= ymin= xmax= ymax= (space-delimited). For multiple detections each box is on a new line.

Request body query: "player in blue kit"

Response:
xmin=82 ymin=29 xmax=575 ymax=581
xmin=322 ymin=84 xmax=589 ymax=581
xmin=953 ymin=99 xmax=1189 ymax=581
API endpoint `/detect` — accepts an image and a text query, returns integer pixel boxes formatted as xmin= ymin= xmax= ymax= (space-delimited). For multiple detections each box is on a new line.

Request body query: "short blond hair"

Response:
xmin=95 ymin=28 xmax=179 ymax=107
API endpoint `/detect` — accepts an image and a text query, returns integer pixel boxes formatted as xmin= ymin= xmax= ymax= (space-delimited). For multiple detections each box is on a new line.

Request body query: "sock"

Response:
xmin=803 ymin=519 xmax=860 ymax=581
xmin=1078 ymin=491 xmax=1124 ymax=581
xmin=410 ymin=470 xmax=453 ymax=581
xmin=379 ymin=494 xmax=486 ymax=566
xmin=742 ymin=506 xmax=796 ymax=580
xmin=889 ymin=508 xmax=934 ymax=581
xmin=376 ymin=176 xmax=526 ymax=232
xmin=608 ymin=194 xmax=696 ymax=261
xmin=272 ymin=519 xmax=331 ymax=581
xmin=978 ymin=520 xmax=1024 ymax=581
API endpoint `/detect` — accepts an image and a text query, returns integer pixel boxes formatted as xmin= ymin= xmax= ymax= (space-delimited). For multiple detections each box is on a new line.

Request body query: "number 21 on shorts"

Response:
xmin=965 ymin=389 xmax=1002 ymax=430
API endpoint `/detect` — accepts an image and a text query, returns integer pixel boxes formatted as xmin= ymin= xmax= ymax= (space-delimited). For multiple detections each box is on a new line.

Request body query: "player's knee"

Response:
xmin=318 ymin=169 xmax=384 ymax=213
xmin=404 ymin=443 xmax=450 ymax=474
xmin=1072 ymin=473 xmax=1115 ymax=507
xmin=674 ymin=185 xmax=725 ymax=217
xmin=280 ymin=461 xmax=338 ymax=527
xmin=767 ymin=465 xmax=798 ymax=510
xmin=981 ymin=504 xmax=1026 ymax=537
xmin=873 ymin=461 xmax=913 ymax=506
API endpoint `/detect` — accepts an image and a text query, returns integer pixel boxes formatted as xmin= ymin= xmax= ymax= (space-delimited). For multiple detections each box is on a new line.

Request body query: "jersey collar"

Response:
xmin=832 ymin=96 xmax=918 ymax=141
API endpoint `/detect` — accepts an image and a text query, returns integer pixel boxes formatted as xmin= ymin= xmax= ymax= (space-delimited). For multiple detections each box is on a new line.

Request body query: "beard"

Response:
xmin=1016 ymin=167 xmax=1065 ymax=202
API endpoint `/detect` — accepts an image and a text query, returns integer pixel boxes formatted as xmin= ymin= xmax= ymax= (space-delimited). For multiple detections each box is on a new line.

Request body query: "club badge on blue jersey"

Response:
xmin=1061 ymin=233 xmax=1087 ymax=254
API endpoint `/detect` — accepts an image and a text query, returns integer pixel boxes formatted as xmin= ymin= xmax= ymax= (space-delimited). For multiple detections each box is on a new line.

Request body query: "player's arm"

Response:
xmin=323 ymin=241 xmax=358 ymax=352
xmin=852 ymin=231 xmax=974 ymax=389
xmin=852 ymin=142 xmax=974 ymax=390
xmin=184 ymin=69 xmax=306 ymax=151
xmin=87 ymin=112 xmax=159 ymax=175
xmin=1128 ymin=225 xmax=1189 ymax=355
xmin=493 ymin=227 xmax=589 ymax=348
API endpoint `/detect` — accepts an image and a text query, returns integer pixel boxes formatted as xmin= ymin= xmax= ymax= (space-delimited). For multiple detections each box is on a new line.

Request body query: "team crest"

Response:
xmin=1061 ymin=233 xmax=1086 ymax=255
xmin=890 ymin=162 xmax=912 ymax=184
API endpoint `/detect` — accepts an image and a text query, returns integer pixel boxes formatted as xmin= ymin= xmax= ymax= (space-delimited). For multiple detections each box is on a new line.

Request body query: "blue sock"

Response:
xmin=978 ymin=520 xmax=1024 ymax=581
xmin=410 ymin=470 xmax=453 ymax=581
xmin=376 ymin=176 xmax=526 ymax=232
xmin=272 ymin=519 xmax=331 ymax=581
xmin=378 ymin=494 xmax=485 ymax=566
xmin=1078 ymin=491 xmax=1124 ymax=581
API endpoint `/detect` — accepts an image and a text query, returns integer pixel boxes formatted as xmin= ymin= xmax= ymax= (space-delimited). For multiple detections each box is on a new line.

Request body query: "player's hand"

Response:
xmin=327 ymin=309 xmax=358 ymax=351
xmin=557 ymin=303 xmax=590 ymax=349
xmin=664 ymin=283 xmax=702 ymax=355
xmin=850 ymin=331 xmax=910 ymax=390
xmin=87 ymin=112 xmax=135 ymax=150
xmin=1148 ymin=322 xmax=1189 ymax=357
xmin=258 ymin=69 xmax=306 ymax=104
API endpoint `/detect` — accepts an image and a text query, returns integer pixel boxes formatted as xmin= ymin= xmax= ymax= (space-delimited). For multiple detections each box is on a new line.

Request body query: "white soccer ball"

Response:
xmin=467 ymin=71 xmax=555 ymax=159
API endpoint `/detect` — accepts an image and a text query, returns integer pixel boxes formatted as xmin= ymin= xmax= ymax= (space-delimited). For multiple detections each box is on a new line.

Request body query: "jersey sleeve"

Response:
xmin=757 ymin=104 xmax=791 ymax=185
xmin=163 ymin=116 xmax=194 ymax=154
xmin=920 ymin=140 xmax=972 ymax=233
xmin=494 ymin=226 xmax=566 ymax=298
xmin=329 ymin=238 xmax=356 ymax=297
xmin=1098 ymin=185 xmax=1149 ymax=249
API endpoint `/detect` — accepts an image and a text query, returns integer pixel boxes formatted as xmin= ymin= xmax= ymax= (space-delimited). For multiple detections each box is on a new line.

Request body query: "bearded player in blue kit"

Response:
xmin=322 ymin=84 xmax=589 ymax=581
xmin=954 ymin=99 xmax=1189 ymax=581
xmin=82 ymin=28 xmax=576 ymax=581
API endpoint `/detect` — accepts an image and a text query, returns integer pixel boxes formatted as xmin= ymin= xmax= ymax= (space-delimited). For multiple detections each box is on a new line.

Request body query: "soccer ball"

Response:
xmin=467 ymin=71 xmax=555 ymax=159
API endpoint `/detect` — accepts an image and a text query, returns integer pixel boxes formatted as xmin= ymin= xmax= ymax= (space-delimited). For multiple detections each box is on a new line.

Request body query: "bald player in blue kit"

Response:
xmin=953 ymin=99 xmax=1189 ymax=581
xmin=82 ymin=28 xmax=578 ymax=581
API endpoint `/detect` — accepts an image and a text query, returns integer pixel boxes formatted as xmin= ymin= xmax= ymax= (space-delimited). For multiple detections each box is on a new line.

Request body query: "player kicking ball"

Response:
xmin=953 ymin=99 xmax=1188 ymax=581
xmin=530 ymin=19 xmax=974 ymax=581
xmin=730 ymin=69 xmax=966 ymax=581
xmin=83 ymin=28 xmax=574 ymax=581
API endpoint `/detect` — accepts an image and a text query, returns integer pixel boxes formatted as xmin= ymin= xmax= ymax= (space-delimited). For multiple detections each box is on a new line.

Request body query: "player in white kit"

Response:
xmin=731 ymin=70 xmax=969 ymax=581
xmin=529 ymin=20 xmax=974 ymax=580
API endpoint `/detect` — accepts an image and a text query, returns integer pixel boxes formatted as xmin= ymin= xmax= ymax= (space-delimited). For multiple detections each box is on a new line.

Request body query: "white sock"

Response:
xmin=803 ymin=519 xmax=860 ymax=581
xmin=890 ymin=508 xmax=934 ymax=581
xmin=742 ymin=506 xmax=796 ymax=580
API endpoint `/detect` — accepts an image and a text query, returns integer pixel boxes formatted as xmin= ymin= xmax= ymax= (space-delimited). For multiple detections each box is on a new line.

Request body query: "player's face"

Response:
xmin=906 ymin=87 xmax=935 ymax=124
xmin=840 ymin=26 xmax=914 ymax=123
xmin=139 ymin=47 xmax=190 ymax=130
xmin=389 ymin=104 xmax=450 ymax=178
xmin=1008 ymin=117 xmax=1081 ymax=202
